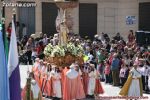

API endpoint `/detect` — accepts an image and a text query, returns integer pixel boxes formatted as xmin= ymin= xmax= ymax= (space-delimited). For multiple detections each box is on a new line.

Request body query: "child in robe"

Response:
xmin=87 ymin=64 xmax=104 ymax=98
xmin=21 ymin=72 xmax=43 ymax=100
xmin=51 ymin=65 xmax=62 ymax=100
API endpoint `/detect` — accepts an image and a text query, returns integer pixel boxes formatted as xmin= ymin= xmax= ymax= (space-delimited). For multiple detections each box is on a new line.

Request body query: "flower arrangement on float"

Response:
xmin=44 ymin=42 xmax=84 ymax=66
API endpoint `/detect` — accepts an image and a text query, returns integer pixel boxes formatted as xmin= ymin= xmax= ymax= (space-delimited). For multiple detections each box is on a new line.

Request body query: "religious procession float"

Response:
xmin=44 ymin=42 xmax=84 ymax=66
xmin=44 ymin=0 xmax=84 ymax=67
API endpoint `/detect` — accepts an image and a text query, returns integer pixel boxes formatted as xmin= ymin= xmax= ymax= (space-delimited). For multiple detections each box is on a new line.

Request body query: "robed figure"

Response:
xmin=63 ymin=63 xmax=85 ymax=100
xmin=22 ymin=73 xmax=43 ymax=100
xmin=56 ymin=9 xmax=69 ymax=45
xmin=119 ymin=63 xmax=143 ymax=96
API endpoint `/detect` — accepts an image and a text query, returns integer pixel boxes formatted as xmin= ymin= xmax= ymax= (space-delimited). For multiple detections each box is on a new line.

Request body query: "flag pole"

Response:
xmin=12 ymin=8 xmax=16 ymax=28
xmin=1 ymin=0 xmax=6 ymax=41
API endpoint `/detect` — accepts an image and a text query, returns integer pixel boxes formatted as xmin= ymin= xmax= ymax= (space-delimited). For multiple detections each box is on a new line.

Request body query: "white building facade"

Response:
xmin=3 ymin=0 xmax=150 ymax=39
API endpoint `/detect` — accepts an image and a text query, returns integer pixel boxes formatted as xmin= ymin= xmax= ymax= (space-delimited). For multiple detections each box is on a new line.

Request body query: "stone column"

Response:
xmin=35 ymin=0 xmax=42 ymax=33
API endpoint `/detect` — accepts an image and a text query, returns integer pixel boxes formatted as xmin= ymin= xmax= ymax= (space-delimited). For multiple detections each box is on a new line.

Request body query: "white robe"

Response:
xmin=87 ymin=70 xmax=97 ymax=95
xmin=31 ymin=80 xmax=41 ymax=99
xmin=128 ymin=68 xmax=141 ymax=96
xmin=51 ymin=71 xmax=62 ymax=98
xmin=66 ymin=69 xmax=78 ymax=79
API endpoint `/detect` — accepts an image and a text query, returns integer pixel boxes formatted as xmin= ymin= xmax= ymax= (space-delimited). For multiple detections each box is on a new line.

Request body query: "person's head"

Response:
xmin=70 ymin=63 xmax=76 ymax=69
xmin=40 ymin=60 xmax=44 ymax=66
xmin=38 ymin=41 xmax=43 ymax=46
xmin=43 ymin=34 xmax=47 ymax=38
xmin=29 ymin=72 xmax=35 ymax=79
xmin=133 ymin=63 xmax=138 ymax=69
xmin=100 ymin=48 xmax=105 ymax=53
xmin=55 ymin=67 xmax=60 ymax=73
xmin=8 ymin=22 xmax=12 ymax=28
xmin=128 ymin=48 xmax=132 ymax=54
xmin=40 ymin=32 xmax=43 ymax=38
xmin=111 ymin=39 xmax=115 ymax=44
xmin=28 ymin=38 xmax=32 ymax=44
xmin=104 ymin=60 xmax=109 ymax=65
xmin=95 ymin=45 xmax=99 ymax=51
xmin=51 ymin=64 xmax=56 ymax=71
xmin=129 ymin=30 xmax=133 ymax=35
xmin=47 ymin=63 xmax=52 ymax=72
xmin=35 ymin=58 xmax=40 ymax=63
xmin=43 ymin=61 xmax=47 ymax=66
xmin=16 ymin=22 xmax=20 ymax=27
xmin=121 ymin=64 xmax=125 ymax=68
xmin=74 ymin=64 xmax=80 ymax=72
xmin=90 ymin=64 xmax=95 ymax=71
xmin=116 ymin=32 xmax=120 ymax=36
xmin=113 ymin=53 xmax=118 ymax=58
xmin=89 ymin=50 xmax=93 ymax=55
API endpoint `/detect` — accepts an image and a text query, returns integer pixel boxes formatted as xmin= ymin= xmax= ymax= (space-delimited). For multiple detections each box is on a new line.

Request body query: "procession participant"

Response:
xmin=82 ymin=63 xmax=90 ymax=96
xmin=34 ymin=60 xmax=43 ymax=87
xmin=32 ymin=58 xmax=40 ymax=72
xmin=40 ymin=61 xmax=47 ymax=95
xmin=74 ymin=62 xmax=82 ymax=76
xmin=42 ymin=63 xmax=53 ymax=98
xmin=87 ymin=64 xmax=104 ymax=98
xmin=63 ymin=63 xmax=85 ymax=100
xmin=138 ymin=60 xmax=150 ymax=93
xmin=51 ymin=65 xmax=62 ymax=100
xmin=61 ymin=66 xmax=69 ymax=92
xmin=119 ymin=63 xmax=143 ymax=97
xmin=40 ymin=61 xmax=47 ymax=75
xmin=22 ymin=72 xmax=43 ymax=100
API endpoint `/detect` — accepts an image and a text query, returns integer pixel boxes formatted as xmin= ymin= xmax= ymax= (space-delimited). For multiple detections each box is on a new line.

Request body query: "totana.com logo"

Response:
xmin=2 ymin=2 xmax=37 ymax=7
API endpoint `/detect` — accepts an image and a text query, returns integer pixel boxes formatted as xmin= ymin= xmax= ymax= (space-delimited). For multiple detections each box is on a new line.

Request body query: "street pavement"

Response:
xmin=20 ymin=65 xmax=150 ymax=100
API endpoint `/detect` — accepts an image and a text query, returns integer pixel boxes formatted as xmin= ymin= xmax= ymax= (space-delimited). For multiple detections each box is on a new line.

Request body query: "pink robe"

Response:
xmin=34 ymin=70 xmax=41 ymax=87
xmin=61 ymin=67 xmax=69 ymax=95
xmin=82 ymin=72 xmax=89 ymax=95
xmin=41 ymin=73 xmax=53 ymax=97
xmin=63 ymin=75 xmax=85 ymax=100
xmin=94 ymin=79 xmax=104 ymax=94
